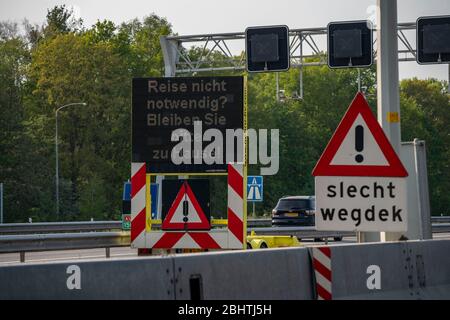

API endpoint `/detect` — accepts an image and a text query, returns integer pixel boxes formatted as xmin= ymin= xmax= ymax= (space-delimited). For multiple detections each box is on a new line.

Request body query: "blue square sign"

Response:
xmin=247 ymin=176 xmax=263 ymax=202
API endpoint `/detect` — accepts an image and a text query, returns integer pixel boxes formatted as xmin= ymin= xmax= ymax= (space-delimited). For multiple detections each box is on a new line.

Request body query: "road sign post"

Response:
xmin=0 ymin=183 xmax=3 ymax=224
xmin=370 ymin=0 xmax=404 ymax=242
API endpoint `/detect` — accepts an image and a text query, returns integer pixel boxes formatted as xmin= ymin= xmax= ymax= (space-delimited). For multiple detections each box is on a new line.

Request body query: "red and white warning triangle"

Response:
xmin=312 ymin=92 xmax=408 ymax=177
xmin=162 ymin=181 xmax=210 ymax=230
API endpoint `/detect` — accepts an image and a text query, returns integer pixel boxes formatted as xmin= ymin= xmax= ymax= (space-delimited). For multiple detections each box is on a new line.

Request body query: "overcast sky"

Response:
xmin=1 ymin=0 xmax=450 ymax=80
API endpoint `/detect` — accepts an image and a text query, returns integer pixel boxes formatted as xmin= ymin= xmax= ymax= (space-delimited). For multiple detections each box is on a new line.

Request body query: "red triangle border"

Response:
xmin=312 ymin=92 xmax=408 ymax=177
xmin=162 ymin=182 xmax=211 ymax=230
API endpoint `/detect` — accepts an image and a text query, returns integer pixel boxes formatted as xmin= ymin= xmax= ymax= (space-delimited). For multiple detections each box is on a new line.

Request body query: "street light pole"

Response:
xmin=0 ymin=182 xmax=3 ymax=224
xmin=55 ymin=102 xmax=87 ymax=218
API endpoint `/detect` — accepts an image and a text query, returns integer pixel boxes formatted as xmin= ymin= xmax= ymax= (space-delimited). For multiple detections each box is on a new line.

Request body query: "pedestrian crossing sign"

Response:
xmin=247 ymin=176 xmax=263 ymax=202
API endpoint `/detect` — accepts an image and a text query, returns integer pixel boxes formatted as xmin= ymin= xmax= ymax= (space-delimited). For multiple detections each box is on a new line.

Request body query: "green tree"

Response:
xmin=118 ymin=14 xmax=172 ymax=77
xmin=0 ymin=25 xmax=54 ymax=222
xmin=44 ymin=5 xmax=83 ymax=37
xmin=400 ymin=78 xmax=450 ymax=215
xmin=1 ymin=9 xmax=448 ymax=223
xmin=30 ymin=33 xmax=129 ymax=219
xmin=25 ymin=13 xmax=173 ymax=220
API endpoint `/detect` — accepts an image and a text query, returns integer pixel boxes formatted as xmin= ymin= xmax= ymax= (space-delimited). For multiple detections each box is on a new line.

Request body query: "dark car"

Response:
xmin=272 ymin=196 xmax=315 ymax=226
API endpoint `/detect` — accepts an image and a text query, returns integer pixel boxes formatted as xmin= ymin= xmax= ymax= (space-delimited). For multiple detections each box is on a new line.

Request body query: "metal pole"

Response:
xmin=55 ymin=102 xmax=87 ymax=219
xmin=357 ymin=68 xmax=361 ymax=92
xmin=448 ymin=63 xmax=450 ymax=93
xmin=253 ymin=202 xmax=255 ymax=217
xmin=0 ymin=183 xmax=3 ymax=224
xmin=377 ymin=0 xmax=401 ymax=152
xmin=361 ymin=0 xmax=402 ymax=242
xmin=377 ymin=0 xmax=402 ymax=242
xmin=299 ymin=34 xmax=304 ymax=99
xmin=413 ymin=139 xmax=432 ymax=239
xmin=276 ymin=72 xmax=280 ymax=101
xmin=156 ymin=175 xmax=163 ymax=220
xmin=55 ymin=111 xmax=59 ymax=218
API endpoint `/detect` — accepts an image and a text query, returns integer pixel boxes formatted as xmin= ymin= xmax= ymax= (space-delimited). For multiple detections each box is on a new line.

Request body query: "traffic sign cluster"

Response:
xmin=245 ymin=16 xmax=450 ymax=72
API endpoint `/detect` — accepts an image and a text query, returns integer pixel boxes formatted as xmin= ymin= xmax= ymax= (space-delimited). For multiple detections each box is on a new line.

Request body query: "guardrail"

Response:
xmin=1 ymin=216 xmax=448 ymax=235
xmin=431 ymin=216 xmax=450 ymax=223
xmin=1 ymin=223 xmax=449 ymax=262
xmin=430 ymin=223 xmax=450 ymax=233
xmin=0 ymin=219 xmax=272 ymax=235
xmin=248 ymin=226 xmax=354 ymax=239
xmin=0 ymin=232 xmax=130 ymax=262
xmin=0 ymin=221 xmax=122 ymax=234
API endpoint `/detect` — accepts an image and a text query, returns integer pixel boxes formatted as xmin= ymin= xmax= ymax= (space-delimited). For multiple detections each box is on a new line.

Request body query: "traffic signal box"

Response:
xmin=246 ymin=25 xmax=290 ymax=72
xmin=417 ymin=15 xmax=450 ymax=64
xmin=328 ymin=21 xmax=373 ymax=68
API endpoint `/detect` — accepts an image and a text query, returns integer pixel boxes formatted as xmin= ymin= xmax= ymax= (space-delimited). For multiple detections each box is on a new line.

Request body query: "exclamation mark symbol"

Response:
xmin=355 ymin=125 xmax=364 ymax=163
xmin=182 ymin=182 xmax=189 ymax=223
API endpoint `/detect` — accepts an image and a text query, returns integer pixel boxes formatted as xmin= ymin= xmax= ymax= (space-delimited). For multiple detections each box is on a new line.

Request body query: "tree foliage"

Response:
xmin=0 ymin=6 xmax=448 ymax=222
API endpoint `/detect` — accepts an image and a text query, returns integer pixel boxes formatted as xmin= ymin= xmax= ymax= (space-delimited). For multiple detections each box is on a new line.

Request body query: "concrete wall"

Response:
xmin=0 ymin=257 xmax=174 ymax=300
xmin=0 ymin=240 xmax=449 ymax=300
xmin=173 ymin=247 xmax=313 ymax=300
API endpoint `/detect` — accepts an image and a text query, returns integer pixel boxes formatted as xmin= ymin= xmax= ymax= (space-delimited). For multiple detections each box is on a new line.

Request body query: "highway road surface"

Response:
xmin=1 ymin=233 xmax=449 ymax=266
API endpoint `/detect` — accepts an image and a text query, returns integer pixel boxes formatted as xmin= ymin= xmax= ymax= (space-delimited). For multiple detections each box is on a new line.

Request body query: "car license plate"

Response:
xmin=285 ymin=212 xmax=298 ymax=217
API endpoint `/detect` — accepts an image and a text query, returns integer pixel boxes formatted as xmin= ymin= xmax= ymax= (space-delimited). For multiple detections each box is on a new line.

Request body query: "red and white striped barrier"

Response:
xmin=227 ymin=162 xmax=245 ymax=249
xmin=148 ymin=231 xmax=227 ymax=249
xmin=132 ymin=163 xmax=245 ymax=250
xmin=312 ymin=246 xmax=332 ymax=300
xmin=130 ymin=163 xmax=146 ymax=248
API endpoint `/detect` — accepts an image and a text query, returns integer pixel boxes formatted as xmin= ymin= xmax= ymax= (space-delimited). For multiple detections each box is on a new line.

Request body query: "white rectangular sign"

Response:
xmin=315 ymin=176 xmax=407 ymax=231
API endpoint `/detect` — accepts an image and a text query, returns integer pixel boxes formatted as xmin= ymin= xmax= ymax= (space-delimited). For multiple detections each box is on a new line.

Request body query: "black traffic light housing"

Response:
xmin=417 ymin=15 xmax=450 ymax=64
xmin=246 ymin=25 xmax=290 ymax=72
xmin=327 ymin=20 xmax=373 ymax=68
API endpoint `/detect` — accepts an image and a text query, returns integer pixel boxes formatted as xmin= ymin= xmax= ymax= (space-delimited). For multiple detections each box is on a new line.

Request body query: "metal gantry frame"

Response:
xmin=160 ymin=22 xmax=418 ymax=77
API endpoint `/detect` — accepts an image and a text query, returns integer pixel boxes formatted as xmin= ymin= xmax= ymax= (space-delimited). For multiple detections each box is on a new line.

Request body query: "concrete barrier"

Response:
xmin=172 ymin=247 xmax=314 ymax=300
xmin=407 ymin=239 xmax=450 ymax=299
xmin=0 ymin=257 xmax=174 ymax=300
xmin=1 ymin=240 xmax=450 ymax=300
xmin=309 ymin=240 xmax=450 ymax=300
xmin=310 ymin=242 xmax=415 ymax=299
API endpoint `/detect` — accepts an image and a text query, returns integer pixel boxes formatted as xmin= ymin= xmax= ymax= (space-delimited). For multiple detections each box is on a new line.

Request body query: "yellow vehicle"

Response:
xmin=246 ymin=231 xmax=302 ymax=249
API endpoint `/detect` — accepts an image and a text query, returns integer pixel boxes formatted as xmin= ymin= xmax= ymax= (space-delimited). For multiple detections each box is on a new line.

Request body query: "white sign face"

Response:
xmin=330 ymin=115 xmax=389 ymax=166
xmin=315 ymin=176 xmax=407 ymax=231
